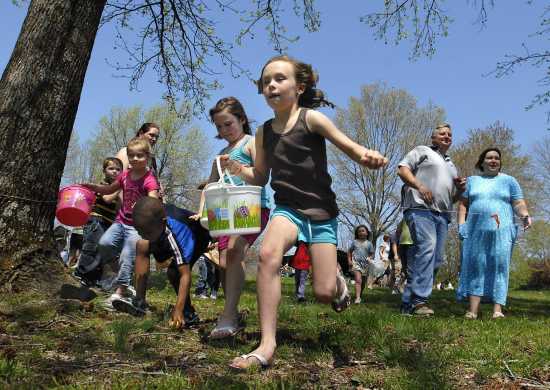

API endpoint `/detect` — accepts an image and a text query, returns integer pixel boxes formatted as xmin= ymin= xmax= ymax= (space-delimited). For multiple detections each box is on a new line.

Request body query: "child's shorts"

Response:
xmin=271 ymin=205 xmax=337 ymax=245
xmin=351 ymin=259 xmax=368 ymax=275
xmin=217 ymin=208 xmax=270 ymax=251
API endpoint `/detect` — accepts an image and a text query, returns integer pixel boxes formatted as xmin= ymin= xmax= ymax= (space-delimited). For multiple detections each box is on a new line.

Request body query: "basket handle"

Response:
xmin=216 ymin=155 xmax=236 ymax=186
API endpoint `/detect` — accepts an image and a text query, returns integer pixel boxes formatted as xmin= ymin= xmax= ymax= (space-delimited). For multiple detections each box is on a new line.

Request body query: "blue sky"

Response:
xmin=1 ymin=1 xmax=547 ymax=159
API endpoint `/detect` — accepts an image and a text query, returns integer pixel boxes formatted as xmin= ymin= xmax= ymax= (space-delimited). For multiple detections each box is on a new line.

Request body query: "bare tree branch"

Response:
xmin=101 ymin=0 xmax=321 ymax=112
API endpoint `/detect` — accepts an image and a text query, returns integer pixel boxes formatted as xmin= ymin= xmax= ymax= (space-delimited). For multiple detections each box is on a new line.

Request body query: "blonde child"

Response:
xmin=83 ymin=137 xmax=159 ymax=308
xmin=221 ymin=55 xmax=387 ymax=369
xmin=192 ymin=97 xmax=271 ymax=339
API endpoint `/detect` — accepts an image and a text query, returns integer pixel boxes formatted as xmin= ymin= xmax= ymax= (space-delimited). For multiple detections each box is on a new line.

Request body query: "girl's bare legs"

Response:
xmin=309 ymin=243 xmax=338 ymax=304
xmin=218 ymin=249 xmax=227 ymax=293
xmin=468 ymin=295 xmax=481 ymax=315
xmin=353 ymin=270 xmax=362 ymax=302
xmin=231 ymin=217 xmax=297 ymax=367
xmin=218 ymin=236 xmax=249 ymax=326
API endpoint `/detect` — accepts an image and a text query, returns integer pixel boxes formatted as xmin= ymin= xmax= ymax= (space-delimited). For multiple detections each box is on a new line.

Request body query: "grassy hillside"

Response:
xmin=0 ymin=275 xmax=549 ymax=389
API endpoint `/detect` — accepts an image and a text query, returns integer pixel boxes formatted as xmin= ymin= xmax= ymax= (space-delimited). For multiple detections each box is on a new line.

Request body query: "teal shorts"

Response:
xmin=271 ymin=205 xmax=338 ymax=245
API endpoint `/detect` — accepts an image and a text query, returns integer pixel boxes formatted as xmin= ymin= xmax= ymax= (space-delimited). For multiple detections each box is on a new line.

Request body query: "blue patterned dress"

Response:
xmin=456 ymin=174 xmax=523 ymax=305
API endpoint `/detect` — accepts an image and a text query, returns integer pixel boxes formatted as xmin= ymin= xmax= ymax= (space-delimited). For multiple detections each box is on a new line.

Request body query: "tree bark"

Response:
xmin=0 ymin=0 xmax=106 ymax=292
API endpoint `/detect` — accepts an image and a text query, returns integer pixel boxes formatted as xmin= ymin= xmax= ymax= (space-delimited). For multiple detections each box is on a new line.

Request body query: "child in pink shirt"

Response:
xmin=84 ymin=137 xmax=159 ymax=309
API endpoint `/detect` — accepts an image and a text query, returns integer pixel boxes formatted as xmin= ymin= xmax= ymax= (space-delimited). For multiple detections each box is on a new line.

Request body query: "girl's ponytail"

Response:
xmin=299 ymin=87 xmax=335 ymax=109
xmin=258 ymin=55 xmax=335 ymax=109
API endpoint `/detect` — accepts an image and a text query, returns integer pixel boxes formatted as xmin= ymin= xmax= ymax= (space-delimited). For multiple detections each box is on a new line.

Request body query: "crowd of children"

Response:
xmin=62 ymin=54 xmax=491 ymax=371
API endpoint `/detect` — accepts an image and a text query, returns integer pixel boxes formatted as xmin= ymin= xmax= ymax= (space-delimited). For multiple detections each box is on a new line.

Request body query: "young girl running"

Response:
xmin=192 ymin=97 xmax=271 ymax=339
xmin=221 ymin=56 xmax=387 ymax=369
xmin=347 ymin=225 xmax=375 ymax=304
xmin=84 ymin=137 xmax=160 ymax=308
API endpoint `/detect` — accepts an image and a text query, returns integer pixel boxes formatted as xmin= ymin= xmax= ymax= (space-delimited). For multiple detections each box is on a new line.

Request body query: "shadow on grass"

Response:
xmin=505 ymin=296 xmax=550 ymax=318
xmin=5 ymin=301 xmax=55 ymax=324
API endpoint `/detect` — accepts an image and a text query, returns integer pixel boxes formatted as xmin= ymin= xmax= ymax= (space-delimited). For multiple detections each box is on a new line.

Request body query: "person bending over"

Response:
xmin=113 ymin=197 xmax=210 ymax=328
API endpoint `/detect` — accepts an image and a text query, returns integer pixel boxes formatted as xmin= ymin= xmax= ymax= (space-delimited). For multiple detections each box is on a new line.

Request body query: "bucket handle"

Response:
xmin=216 ymin=155 xmax=236 ymax=186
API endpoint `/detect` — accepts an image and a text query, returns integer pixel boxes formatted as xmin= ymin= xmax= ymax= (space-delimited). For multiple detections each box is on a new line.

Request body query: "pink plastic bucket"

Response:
xmin=56 ymin=185 xmax=96 ymax=227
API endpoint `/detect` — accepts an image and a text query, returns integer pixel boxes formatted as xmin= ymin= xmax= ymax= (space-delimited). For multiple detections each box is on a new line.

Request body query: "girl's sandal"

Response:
xmin=492 ymin=311 xmax=505 ymax=319
xmin=208 ymin=323 xmax=244 ymax=339
xmin=332 ymin=273 xmax=351 ymax=313
xmin=464 ymin=311 xmax=478 ymax=320
xmin=209 ymin=313 xmax=245 ymax=339
xmin=229 ymin=353 xmax=272 ymax=370
xmin=332 ymin=294 xmax=351 ymax=313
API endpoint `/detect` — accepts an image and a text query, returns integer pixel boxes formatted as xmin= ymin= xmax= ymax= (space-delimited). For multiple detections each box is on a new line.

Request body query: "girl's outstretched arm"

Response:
xmin=101 ymin=190 xmax=121 ymax=204
xmin=82 ymin=181 xmax=120 ymax=195
xmin=306 ymin=110 xmax=387 ymax=169
xmin=220 ymin=126 xmax=269 ymax=186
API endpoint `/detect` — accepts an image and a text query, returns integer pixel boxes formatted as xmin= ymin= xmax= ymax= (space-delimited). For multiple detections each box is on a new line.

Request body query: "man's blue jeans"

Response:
xmin=98 ymin=222 xmax=140 ymax=288
xmin=402 ymin=209 xmax=449 ymax=307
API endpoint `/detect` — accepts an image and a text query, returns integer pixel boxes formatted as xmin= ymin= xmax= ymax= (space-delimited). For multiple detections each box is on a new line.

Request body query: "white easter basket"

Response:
xmin=203 ymin=156 xmax=262 ymax=237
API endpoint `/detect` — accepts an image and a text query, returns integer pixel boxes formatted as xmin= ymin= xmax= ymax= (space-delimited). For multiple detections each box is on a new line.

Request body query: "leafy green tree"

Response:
xmin=450 ymin=122 xmax=538 ymax=210
xmin=524 ymin=220 xmax=550 ymax=262
xmin=512 ymin=221 xmax=550 ymax=289
xmin=533 ymin=135 xmax=550 ymax=220
xmin=329 ymin=83 xmax=445 ymax=242
xmin=62 ymin=131 xmax=92 ymax=186
xmin=439 ymin=123 xmax=542 ymax=284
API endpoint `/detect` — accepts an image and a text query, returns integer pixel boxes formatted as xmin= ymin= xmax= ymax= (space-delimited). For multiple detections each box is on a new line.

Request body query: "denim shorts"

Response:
xmin=271 ymin=205 xmax=338 ymax=245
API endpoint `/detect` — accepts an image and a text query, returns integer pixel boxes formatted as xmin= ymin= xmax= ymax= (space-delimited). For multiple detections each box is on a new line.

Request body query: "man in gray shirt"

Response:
xmin=398 ymin=123 xmax=465 ymax=315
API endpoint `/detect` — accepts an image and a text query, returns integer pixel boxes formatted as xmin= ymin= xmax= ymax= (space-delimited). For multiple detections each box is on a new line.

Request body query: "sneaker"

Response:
xmin=104 ymin=293 xmax=123 ymax=311
xmin=126 ymin=285 xmax=136 ymax=297
xmin=354 ymin=298 xmax=362 ymax=304
xmin=412 ymin=304 xmax=434 ymax=316
xmin=73 ymin=271 xmax=99 ymax=288
xmin=210 ymin=291 xmax=218 ymax=300
xmin=400 ymin=303 xmax=413 ymax=316
xmin=198 ymin=294 xmax=209 ymax=300
xmin=184 ymin=311 xmax=201 ymax=328
xmin=59 ymin=284 xmax=97 ymax=302
xmin=112 ymin=297 xmax=147 ymax=317
xmin=332 ymin=273 xmax=351 ymax=313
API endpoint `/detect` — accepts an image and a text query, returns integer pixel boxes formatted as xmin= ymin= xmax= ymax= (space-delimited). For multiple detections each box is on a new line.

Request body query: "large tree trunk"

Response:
xmin=0 ymin=0 xmax=106 ymax=293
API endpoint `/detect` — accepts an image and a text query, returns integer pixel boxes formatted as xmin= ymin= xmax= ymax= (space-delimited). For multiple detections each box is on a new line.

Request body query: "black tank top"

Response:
xmin=263 ymin=108 xmax=338 ymax=220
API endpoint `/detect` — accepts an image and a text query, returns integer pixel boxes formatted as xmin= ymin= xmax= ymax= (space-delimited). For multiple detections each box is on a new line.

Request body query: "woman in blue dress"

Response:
xmin=457 ymin=148 xmax=531 ymax=319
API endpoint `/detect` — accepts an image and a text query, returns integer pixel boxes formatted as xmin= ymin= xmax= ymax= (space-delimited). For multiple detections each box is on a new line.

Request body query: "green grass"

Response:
xmin=206 ymin=200 xmax=231 ymax=231
xmin=0 ymin=277 xmax=549 ymax=388
xmin=233 ymin=202 xmax=261 ymax=229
